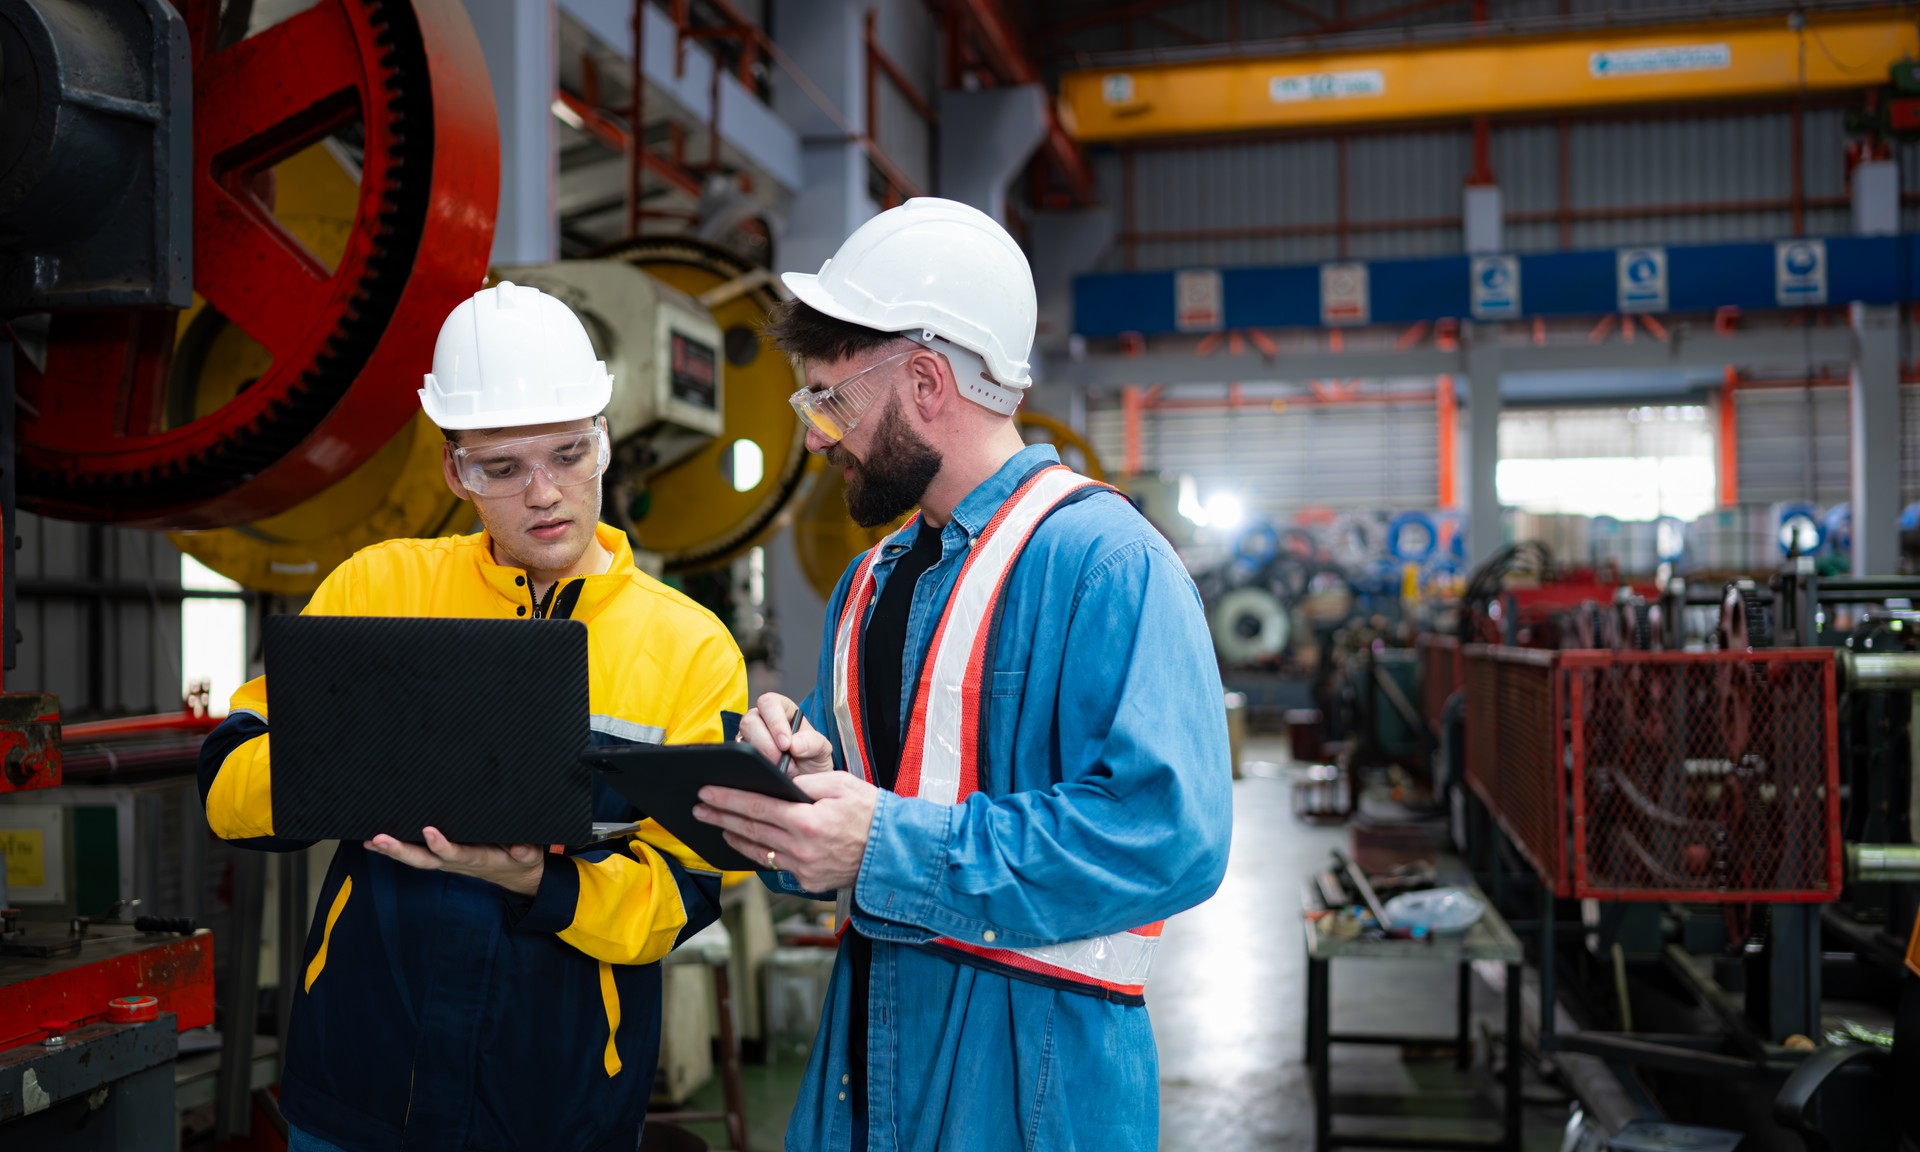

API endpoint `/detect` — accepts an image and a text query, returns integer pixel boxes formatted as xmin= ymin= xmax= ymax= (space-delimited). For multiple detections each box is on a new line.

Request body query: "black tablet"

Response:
xmin=267 ymin=615 xmax=592 ymax=844
xmin=580 ymin=743 xmax=813 ymax=872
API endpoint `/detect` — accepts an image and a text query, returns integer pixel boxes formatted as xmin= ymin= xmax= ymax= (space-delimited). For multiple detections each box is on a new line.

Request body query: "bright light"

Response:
xmin=1176 ymin=476 xmax=1210 ymax=526
xmin=181 ymin=556 xmax=244 ymax=717
xmin=1497 ymin=456 xmax=1716 ymax=521
xmin=726 ymin=438 xmax=763 ymax=493
xmin=550 ymin=98 xmax=585 ymax=130
xmin=1204 ymin=493 xmax=1245 ymax=531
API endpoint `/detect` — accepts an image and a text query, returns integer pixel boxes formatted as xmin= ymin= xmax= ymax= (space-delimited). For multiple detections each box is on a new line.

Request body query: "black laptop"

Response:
xmin=264 ymin=615 xmax=593 ymax=845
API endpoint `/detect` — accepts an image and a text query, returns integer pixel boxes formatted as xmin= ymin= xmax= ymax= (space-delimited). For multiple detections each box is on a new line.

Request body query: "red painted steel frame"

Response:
xmin=0 ymin=692 xmax=61 ymax=795
xmin=0 ymin=934 xmax=215 ymax=1053
xmin=17 ymin=0 xmax=499 ymax=530
xmin=1719 ymin=378 xmax=1740 ymax=506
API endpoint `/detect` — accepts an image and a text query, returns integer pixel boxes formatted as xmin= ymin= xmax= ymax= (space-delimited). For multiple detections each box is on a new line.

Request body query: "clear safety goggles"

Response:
xmin=787 ymin=348 xmax=918 ymax=444
xmin=451 ymin=418 xmax=611 ymax=498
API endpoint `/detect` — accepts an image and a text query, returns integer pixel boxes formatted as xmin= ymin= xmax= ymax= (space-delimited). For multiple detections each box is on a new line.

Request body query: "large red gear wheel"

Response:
xmin=15 ymin=0 xmax=497 ymax=529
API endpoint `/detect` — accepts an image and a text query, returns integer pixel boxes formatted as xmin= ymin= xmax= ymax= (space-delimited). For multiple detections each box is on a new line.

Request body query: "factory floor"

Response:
xmin=675 ymin=736 xmax=1574 ymax=1151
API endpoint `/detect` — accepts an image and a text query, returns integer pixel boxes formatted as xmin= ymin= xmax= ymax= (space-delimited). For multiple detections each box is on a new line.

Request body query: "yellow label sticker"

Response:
xmin=1 ymin=829 xmax=46 ymax=889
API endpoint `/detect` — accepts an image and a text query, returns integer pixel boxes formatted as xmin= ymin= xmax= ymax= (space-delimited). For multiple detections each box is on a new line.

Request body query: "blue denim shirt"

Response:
xmin=773 ymin=445 xmax=1233 ymax=1151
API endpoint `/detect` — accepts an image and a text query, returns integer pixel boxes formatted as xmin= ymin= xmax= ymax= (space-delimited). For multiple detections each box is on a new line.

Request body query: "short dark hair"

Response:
xmin=762 ymin=300 xmax=904 ymax=366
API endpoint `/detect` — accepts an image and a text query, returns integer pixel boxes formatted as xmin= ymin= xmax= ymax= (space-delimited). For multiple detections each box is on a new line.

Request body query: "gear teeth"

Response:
xmin=20 ymin=0 xmax=455 ymax=520
xmin=1718 ymin=581 xmax=1772 ymax=651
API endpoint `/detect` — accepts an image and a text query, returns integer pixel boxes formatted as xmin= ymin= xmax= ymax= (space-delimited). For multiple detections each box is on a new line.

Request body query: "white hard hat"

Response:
xmin=419 ymin=281 xmax=613 ymax=430
xmin=781 ymin=197 xmax=1036 ymax=414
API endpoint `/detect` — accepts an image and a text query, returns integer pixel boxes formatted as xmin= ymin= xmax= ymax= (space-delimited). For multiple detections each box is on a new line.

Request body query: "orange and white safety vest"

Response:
xmin=831 ymin=465 xmax=1165 ymax=1001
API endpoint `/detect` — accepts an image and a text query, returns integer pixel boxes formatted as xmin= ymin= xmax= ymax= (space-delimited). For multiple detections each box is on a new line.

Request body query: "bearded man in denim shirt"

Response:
xmin=695 ymin=197 xmax=1233 ymax=1151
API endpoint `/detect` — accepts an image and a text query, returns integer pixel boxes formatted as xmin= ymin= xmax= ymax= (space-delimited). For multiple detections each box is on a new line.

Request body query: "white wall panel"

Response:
xmin=1735 ymin=386 xmax=1851 ymax=506
xmin=1088 ymin=398 xmax=1439 ymax=518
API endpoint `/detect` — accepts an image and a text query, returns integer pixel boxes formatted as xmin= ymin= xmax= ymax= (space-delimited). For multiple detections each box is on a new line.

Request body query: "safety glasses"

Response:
xmin=787 ymin=348 xmax=919 ymax=444
xmin=451 ymin=418 xmax=611 ymax=498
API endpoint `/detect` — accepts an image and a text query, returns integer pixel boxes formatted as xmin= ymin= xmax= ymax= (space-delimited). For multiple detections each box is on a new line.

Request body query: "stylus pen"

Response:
xmin=777 ymin=706 xmax=802 ymax=777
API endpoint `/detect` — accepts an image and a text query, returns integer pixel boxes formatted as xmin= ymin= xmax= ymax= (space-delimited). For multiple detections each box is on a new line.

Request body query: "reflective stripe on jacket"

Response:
xmin=832 ymin=465 xmax=1164 ymax=1001
xmin=198 ymin=524 xmax=747 ymax=1152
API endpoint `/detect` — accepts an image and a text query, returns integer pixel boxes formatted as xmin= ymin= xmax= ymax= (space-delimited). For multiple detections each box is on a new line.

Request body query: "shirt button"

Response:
xmin=516 ymin=606 xmax=527 ymax=616
xmin=841 ymin=1074 xmax=849 ymax=1084
xmin=983 ymin=929 xmax=996 ymax=943
xmin=839 ymin=1092 xmax=847 ymax=1102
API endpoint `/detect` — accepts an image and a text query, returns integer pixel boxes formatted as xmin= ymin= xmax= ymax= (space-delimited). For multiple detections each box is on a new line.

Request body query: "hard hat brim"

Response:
xmin=780 ymin=269 xmax=1032 ymax=398
xmin=779 ymin=271 xmax=887 ymax=337
xmin=420 ymin=376 xmax=612 ymax=431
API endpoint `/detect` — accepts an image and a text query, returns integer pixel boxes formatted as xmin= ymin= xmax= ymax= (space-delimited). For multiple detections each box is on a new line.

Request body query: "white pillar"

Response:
xmin=1850 ymin=303 xmax=1901 ymax=576
xmin=770 ymin=0 xmax=873 ymax=274
xmin=462 ymin=0 xmax=555 ymax=264
xmin=1463 ymin=185 xmax=1503 ymax=255
xmin=1852 ymin=159 xmax=1899 ymax=236
xmin=764 ymin=0 xmax=876 ymax=693
xmin=1464 ymin=324 xmax=1503 ymax=568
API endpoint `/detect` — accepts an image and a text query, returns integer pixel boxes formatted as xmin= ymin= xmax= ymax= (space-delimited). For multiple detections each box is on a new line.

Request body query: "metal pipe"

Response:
xmin=63 ymin=712 xmax=221 ymax=740
xmin=1846 ymin=843 xmax=1920 ymax=883
xmin=1662 ymin=944 xmax=1769 ymax=1061
xmin=1816 ymin=579 xmax=1920 ymax=600
xmin=1611 ymin=942 xmax=1633 ymax=1033
xmin=59 ymin=737 xmax=206 ymax=783
xmin=1910 ymin=692 xmax=1919 ymax=846
xmin=1839 ymin=650 xmax=1920 ymax=692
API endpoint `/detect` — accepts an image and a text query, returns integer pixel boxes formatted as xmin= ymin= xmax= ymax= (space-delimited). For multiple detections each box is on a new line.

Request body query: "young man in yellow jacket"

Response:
xmin=198 ymin=282 xmax=748 ymax=1152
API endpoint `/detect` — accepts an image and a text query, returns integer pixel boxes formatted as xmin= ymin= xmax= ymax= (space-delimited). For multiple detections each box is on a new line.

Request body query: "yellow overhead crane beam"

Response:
xmin=1058 ymin=10 xmax=1919 ymax=142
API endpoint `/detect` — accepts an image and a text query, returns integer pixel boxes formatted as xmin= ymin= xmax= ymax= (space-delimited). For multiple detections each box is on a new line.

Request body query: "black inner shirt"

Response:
xmin=849 ymin=521 xmax=942 ymax=1145
xmin=861 ymin=522 xmax=940 ymax=792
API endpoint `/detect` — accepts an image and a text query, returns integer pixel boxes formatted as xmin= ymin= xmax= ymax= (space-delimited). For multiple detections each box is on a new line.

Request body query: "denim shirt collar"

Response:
xmin=878 ymin=443 xmax=1061 ymax=561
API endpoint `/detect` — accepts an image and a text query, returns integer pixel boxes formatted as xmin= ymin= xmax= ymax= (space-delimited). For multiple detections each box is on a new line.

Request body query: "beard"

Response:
xmin=830 ymin=396 xmax=942 ymax=528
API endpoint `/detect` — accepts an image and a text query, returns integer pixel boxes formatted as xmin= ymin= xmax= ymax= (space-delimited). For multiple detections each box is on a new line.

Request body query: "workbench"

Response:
xmin=1301 ymin=879 xmax=1525 ymax=1151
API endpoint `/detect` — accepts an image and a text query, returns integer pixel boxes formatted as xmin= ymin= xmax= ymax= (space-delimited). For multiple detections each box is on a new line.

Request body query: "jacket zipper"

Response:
xmin=530 ymin=578 xmax=560 ymax=619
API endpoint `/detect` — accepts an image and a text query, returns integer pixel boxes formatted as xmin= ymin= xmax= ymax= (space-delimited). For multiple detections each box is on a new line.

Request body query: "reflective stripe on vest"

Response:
xmin=830 ymin=465 xmax=1164 ymax=1000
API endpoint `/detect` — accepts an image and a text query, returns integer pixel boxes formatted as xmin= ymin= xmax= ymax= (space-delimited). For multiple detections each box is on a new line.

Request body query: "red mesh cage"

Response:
xmin=1564 ymin=650 xmax=1841 ymax=903
xmin=1418 ymin=634 xmax=1462 ymax=736
xmin=1463 ymin=646 xmax=1569 ymax=896
xmin=1460 ymin=646 xmax=1842 ymax=904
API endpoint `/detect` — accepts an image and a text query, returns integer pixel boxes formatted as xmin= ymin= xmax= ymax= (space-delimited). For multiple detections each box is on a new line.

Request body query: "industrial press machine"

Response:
xmin=1414 ymin=545 xmax=1920 ymax=1149
xmin=0 ymin=0 xmax=852 ymax=1144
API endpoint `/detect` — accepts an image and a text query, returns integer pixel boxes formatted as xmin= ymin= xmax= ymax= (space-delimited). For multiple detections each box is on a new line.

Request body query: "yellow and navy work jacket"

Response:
xmin=197 ymin=524 xmax=747 ymax=1152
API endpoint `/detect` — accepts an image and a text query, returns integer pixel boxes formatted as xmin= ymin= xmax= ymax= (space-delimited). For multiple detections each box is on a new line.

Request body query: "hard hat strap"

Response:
xmin=905 ymin=332 xmax=1024 ymax=416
